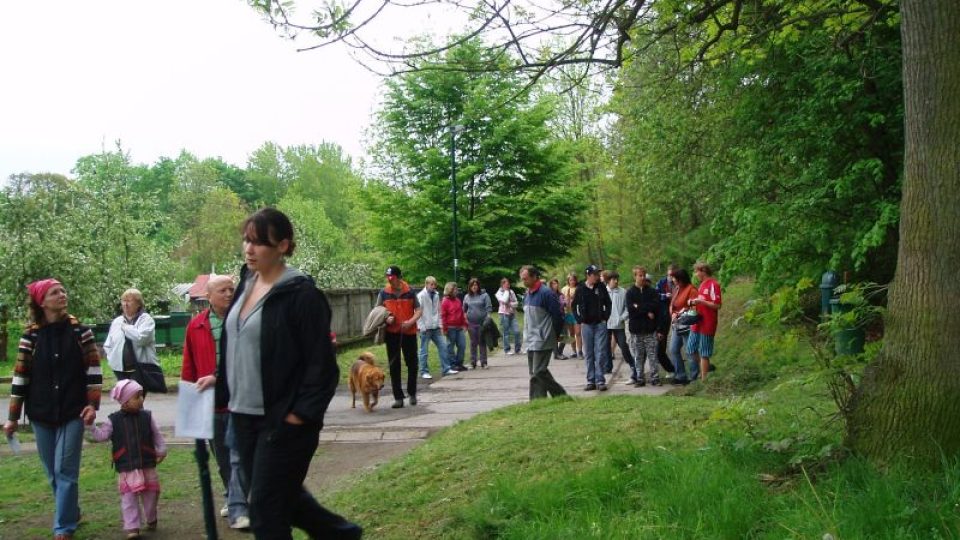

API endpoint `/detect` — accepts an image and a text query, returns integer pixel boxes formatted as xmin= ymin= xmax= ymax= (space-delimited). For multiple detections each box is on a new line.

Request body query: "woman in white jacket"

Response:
xmin=102 ymin=288 xmax=158 ymax=382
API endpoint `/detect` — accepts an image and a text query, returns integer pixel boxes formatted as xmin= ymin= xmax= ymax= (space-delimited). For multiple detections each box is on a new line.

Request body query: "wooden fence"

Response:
xmin=325 ymin=288 xmax=380 ymax=346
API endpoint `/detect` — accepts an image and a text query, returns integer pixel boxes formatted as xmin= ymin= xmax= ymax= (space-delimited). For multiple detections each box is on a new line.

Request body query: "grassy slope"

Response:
xmin=325 ymin=280 xmax=960 ymax=539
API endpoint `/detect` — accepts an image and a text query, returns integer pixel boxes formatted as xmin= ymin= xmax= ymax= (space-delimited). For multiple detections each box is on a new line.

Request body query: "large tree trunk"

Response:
xmin=846 ymin=0 xmax=960 ymax=464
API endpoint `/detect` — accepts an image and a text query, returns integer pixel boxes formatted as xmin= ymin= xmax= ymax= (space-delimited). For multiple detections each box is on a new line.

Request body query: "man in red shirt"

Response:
xmin=182 ymin=275 xmax=250 ymax=529
xmin=686 ymin=262 xmax=722 ymax=381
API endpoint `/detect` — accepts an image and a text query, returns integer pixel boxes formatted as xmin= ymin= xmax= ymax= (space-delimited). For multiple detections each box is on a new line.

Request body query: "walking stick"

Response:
xmin=194 ymin=439 xmax=219 ymax=539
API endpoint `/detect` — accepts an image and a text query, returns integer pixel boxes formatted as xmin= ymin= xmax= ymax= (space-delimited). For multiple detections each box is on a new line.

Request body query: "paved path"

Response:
xmin=3 ymin=348 xmax=670 ymax=453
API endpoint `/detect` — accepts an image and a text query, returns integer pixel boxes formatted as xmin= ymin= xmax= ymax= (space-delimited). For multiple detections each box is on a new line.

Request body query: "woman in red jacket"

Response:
xmin=440 ymin=282 xmax=470 ymax=372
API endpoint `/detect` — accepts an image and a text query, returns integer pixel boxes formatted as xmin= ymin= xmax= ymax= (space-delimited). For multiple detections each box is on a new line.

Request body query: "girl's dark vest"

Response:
xmin=109 ymin=410 xmax=157 ymax=472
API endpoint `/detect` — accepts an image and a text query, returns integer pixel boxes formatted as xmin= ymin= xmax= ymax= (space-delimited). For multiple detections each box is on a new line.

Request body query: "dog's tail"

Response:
xmin=358 ymin=352 xmax=376 ymax=365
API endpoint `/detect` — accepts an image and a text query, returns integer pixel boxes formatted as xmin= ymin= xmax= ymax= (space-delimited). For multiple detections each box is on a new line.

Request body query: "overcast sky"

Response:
xmin=0 ymin=1 xmax=421 ymax=180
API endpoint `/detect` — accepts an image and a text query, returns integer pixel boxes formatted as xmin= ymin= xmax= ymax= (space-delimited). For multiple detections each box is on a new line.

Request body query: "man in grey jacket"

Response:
xmin=519 ymin=265 xmax=567 ymax=400
xmin=416 ymin=276 xmax=457 ymax=377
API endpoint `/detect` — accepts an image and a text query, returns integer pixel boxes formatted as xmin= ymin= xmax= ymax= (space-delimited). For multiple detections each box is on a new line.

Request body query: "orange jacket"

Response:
xmin=377 ymin=280 xmax=419 ymax=335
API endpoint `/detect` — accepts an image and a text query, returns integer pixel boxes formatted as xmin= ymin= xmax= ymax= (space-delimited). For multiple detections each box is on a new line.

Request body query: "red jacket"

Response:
xmin=181 ymin=309 xmax=228 ymax=413
xmin=441 ymin=296 xmax=468 ymax=329
xmin=181 ymin=309 xmax=218 ymax=382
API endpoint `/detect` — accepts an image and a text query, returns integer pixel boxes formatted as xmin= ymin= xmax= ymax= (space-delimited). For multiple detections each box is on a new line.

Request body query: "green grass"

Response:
xmin=0 ymin=443 xmax=202 ymax=538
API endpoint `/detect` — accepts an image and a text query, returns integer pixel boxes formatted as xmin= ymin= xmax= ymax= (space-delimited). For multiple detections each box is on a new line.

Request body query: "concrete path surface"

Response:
xmin=2 ymin=347 xmax=671 ymax=454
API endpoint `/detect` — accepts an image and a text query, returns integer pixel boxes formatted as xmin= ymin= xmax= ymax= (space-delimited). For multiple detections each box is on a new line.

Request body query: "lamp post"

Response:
xmin=451 ymin=123 xmax=464 ymax=284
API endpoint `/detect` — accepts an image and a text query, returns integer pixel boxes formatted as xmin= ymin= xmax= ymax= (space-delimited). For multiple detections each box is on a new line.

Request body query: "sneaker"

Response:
xmin=125 ymin=530 xmax=141 ymax=540
xmin=505 ymin=350 xmax=514 ymax=355
xmin=671 ymin=378 xmax=688 ymax=385
xmin=421 ymin=372 xmax=433 ymax=380
xmin=391 ymin=400 xmax=404 ymax=409
xmin=598 ymin=384 xmax=608 ymax=391
xmin=481 ymin=364 xmax=488 ymax=369
xmin=584 ymin=383 xmax=597 ymax=391
xmin=635 ymin=379 xmax=646 ymax=387
xmin=146 ymin=521 xmax=157 ymax=531
xmin=443 ymin=369 xmax=459 ymax=375
xmin=409 ymin=395 xmax=417 ymax=406
xmin=652 ymin=379 xmax=662 ymax=386
xmin=555 ymin=353 xmax=567 ymax=360
xmin=231 ymin=516 xmax=251 ymax=530
xmin=220 ymin=504 xmax=229 ymax=518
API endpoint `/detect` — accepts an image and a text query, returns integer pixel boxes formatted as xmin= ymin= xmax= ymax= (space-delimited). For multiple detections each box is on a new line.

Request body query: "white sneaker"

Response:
xmin=220 ymin=504 xmax=229 ymax=518
xmin=421 ymin=372 xmax=433 ymax=379
xmin=231 ymin=516 xmax=251 ymax=530
xmin=505 ymin=350 xmax=513 ymax=355
xmin=444 ymin=369 xmax=459 ymax=375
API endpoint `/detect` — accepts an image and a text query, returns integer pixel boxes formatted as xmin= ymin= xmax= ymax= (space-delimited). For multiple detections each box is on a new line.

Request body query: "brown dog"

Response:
xmin=348 ymin=352 xmax=385 ymax=412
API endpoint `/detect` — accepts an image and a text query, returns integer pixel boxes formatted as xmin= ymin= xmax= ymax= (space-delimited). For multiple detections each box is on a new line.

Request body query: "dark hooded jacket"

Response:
xmin=215 ymin=265 xmax=339 ymax=430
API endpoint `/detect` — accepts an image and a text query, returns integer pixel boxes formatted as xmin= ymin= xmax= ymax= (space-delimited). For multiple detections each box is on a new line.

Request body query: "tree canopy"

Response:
xmin=365 ymin=39 xmax=587 ymax=284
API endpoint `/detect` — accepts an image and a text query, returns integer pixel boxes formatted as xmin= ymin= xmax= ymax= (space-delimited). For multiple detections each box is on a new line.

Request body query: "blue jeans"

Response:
xmin=500 ymin=313 xmax=521 ymax=352
xmin=580 ymin=322 xmax=608 ymax=385
xmin=419 ymin=328 xmax=451 ymax=374
xmin=223 ymin=414 xmax=249 ymax=522
xmin=668 ymin=326 xmax=691 ymax=381
xmin=446 ymin=328 xmax=467 ymax=368
xmin=34 ymin=417 xmax=84 ymax=536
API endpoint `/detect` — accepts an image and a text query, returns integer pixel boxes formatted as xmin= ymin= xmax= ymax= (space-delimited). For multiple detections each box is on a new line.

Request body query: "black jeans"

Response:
xmin=232 ymin=413 xmax=356 ymax=540
xmin=609 ymin=328 xmax=636 ymax=375
xmin=385 ymin=331 xmax=418 ymax=401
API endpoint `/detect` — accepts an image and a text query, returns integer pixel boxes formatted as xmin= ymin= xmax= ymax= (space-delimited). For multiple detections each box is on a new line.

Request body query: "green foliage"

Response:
xmin=0 ymin=150 xmax=176 ymax=321
xmin=609 ymin=0 xmax=903 ymax=289
xmin=366 ymin=39 xmax=587 ymax=284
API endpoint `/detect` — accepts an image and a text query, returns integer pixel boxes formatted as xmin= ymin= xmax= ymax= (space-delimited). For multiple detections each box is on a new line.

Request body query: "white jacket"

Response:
xmin=416 ymin=288 xmax=443 ymax=331
xmin=102 ymin=312 xmax=159 ymax=372
xmin=495 ymin=288 xmax=519 ymax=315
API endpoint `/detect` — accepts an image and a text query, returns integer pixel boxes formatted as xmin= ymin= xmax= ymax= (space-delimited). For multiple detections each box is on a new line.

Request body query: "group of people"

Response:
xmin=5 ymin=208 xmax=362 ymax=540
xmin=552 ymin=262 xmax=722 ymax=391
xmin=374 ymin=268 xmax=529 ymax=409
xmin=374 ymin=260 xmax=722 ymax=404
xmin=3 ymin=203 xmax=721 ymax=540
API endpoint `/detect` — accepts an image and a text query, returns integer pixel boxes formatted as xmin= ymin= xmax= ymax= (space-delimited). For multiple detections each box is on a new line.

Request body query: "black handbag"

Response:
xmin=125 ymin=337 xmax=168 ymax=393
xmin=676 ymin=308 xmax=702 ymax=327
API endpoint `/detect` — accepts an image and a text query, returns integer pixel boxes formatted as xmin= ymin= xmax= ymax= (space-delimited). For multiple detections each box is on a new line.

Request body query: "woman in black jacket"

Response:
xmin=4 ymin=279 xmax=101 ymax=540
xmin=214 ymin=208 xmax=360 ymax=540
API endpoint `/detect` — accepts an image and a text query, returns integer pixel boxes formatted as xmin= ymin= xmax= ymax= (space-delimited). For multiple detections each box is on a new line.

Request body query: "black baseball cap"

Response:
xmin=585 ymin=264 xmax=600 ymax=275
xmin=385 ymin=265 xmax=402 ymax=277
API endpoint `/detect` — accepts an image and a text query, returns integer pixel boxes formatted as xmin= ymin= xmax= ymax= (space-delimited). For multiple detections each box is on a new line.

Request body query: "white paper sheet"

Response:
xmin=175 ymin=380 xmax=214 ymax=439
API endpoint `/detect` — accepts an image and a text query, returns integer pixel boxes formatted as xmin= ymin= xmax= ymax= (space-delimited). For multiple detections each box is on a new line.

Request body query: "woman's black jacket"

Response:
xmin=215 ymin=265 xmax=339 ymax=430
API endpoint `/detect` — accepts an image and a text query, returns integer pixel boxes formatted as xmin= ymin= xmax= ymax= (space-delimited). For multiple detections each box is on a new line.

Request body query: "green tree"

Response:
xmin=366 ymin=39 xmax=586 ymax=283
xmin=177 ymin=187 xmax=248 ymax=276
xmin=284 ymin=143 xmax=359 ymax=230
xmin=845 ymin=0 xmax=960 ymax=465
xmin=246 ymin=141 xmax=290 ymax=206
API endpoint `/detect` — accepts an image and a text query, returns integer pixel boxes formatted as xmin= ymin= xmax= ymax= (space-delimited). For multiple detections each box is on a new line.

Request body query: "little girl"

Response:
xmin=89 ymin=379 xmax=166 ymax=539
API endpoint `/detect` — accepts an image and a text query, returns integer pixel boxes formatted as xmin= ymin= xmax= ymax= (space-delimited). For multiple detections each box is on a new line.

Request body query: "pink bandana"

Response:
xmin=26 ymin=279 xmax=62 ymax=306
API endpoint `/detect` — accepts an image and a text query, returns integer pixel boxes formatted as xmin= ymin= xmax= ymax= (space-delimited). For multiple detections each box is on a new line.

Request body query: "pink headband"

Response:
xmin=110 ymin=379 xmax=143 ymax=405
xmin=26 ymin=279 xmax=62 ymax=306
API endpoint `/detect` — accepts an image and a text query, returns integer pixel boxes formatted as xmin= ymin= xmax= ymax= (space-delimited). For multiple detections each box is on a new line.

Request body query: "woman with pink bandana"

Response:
xmin=3 ymin=279 xmax=102 ymax=540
